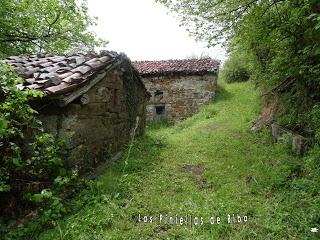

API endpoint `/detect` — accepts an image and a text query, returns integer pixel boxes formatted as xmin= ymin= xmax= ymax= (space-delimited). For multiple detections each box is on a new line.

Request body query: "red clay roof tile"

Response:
xmin=133 ymin=58 xmax=220 ymax=77
xmin=4 ymin=51 xmax=122 ymax=96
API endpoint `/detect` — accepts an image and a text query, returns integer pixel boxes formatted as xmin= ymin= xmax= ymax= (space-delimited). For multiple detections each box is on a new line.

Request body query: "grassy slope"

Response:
xmin=37 ymin=81 xmax=318 ymax=239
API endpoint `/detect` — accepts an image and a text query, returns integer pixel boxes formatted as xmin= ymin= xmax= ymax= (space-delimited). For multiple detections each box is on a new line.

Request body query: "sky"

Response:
xmin=87 ymin=0 xmax=226 ymax=61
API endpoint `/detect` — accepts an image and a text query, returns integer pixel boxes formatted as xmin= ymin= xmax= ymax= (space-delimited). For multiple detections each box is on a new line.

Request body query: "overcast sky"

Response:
xmin=88 ymin=0 xmax=226 ymax=61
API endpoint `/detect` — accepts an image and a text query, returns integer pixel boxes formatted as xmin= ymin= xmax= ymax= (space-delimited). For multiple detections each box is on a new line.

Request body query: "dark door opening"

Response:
xmin=155 ymin=106 xmax=165 ymax=115
xmin=154 ymin=105 xmax=166 ymax=121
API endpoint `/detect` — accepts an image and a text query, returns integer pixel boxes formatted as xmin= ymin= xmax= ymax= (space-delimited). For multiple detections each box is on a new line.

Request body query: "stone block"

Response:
xmin=271 ymin=123 xmax=311 ymax=155
xmin=292 ymin=135 xmax=310 ymax=155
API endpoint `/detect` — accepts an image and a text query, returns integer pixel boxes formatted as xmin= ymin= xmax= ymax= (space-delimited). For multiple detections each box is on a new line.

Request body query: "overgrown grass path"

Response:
xmin=39 ymin=81 xmax=303 ymax=239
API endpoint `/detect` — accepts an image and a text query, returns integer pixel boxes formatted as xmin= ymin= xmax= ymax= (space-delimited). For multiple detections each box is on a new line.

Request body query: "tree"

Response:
xmin=0 ymin=0 xmax=106 ymax=222
xmin=0 ymin=0 xmax=106 ymax=57
xmin=158 ymin=0 xmax=320 ymax=133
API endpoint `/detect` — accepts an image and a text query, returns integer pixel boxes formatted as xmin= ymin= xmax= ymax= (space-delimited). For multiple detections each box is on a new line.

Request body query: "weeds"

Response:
xmin=7 ymin=80 xmax=320 ymax=239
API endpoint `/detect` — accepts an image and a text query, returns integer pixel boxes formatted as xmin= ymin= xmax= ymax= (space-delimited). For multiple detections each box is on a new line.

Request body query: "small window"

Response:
xmin=155 ymin=106 xmax=165 ymax=115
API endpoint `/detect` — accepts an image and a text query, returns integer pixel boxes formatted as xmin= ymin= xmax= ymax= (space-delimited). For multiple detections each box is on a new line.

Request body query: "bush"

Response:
xmin=220 ymin=54 xmax=250 ymax=83
xmin=0 ymin=63 xmax=67 ymax=220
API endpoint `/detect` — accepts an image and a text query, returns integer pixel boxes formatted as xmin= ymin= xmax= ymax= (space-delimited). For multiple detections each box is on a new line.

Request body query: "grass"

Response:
xmin=13 ymin=80 xmax=320 ymax=239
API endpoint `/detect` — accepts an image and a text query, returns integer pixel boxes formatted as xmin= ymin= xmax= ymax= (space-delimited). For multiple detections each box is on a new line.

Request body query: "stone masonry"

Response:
xmin=5 ymin=51 xmax=149 ymax=170
xmin=133 ymin=58 xmax=220 ymax=122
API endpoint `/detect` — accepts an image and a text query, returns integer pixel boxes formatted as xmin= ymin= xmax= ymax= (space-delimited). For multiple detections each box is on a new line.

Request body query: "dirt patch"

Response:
xmin=179 ymin=165 xmax=211 ymax=190
xmin=179 ymin=165 xmax=205 ymax=176
xmin=252 ymin=93 xmax=284 ymax=131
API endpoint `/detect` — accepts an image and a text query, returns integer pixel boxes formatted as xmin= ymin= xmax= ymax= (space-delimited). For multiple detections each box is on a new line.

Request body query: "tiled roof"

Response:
xmin=133 ymin=58 xmax=220 ymax=77
xmin=4 ymin=50 xmax=126 ymax=96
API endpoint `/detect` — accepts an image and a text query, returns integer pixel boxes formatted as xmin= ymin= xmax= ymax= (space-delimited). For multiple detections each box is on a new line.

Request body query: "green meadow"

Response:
xmin=21 ymin=80 xmax=318 ymax=239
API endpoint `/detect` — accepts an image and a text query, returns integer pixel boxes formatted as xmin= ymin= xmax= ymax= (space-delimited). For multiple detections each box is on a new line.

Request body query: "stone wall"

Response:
xmin=38 ymin=69 xmax=147 ymax=171
xmin=141 ymin=74 xmax=217 ymax=122
xmin=271 ymin=123 xmax=311 ymax=155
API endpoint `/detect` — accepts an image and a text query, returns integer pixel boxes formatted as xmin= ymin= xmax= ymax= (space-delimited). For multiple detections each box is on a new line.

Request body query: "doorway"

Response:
xmin=154 ymin=105 xmax=166 ymax=121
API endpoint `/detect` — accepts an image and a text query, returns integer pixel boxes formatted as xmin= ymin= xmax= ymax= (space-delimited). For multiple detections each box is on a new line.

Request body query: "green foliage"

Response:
xmin=220 ymin=53 xmax=250 ymax=83
xmin=156 ymin=2 xmax=320 ymax=238
xmin=277 ymin=132 xmax=294 ymax=153
xmin=0 ymin=63 xmax=67 ymax=219
xmin=158 ymin=0 xmax=320 ymax=134
xmin=123 ymin=58 xmax=142 ymax=126
xmin=0 ymin=0 xmax=107 ymax=234
xmin=146 ymin=118 xmax=173 ymax=130
xmin=10 ymin=81 xmax=317 ymax=239
xmin=0 ymin=0 xmax=107 ymax=57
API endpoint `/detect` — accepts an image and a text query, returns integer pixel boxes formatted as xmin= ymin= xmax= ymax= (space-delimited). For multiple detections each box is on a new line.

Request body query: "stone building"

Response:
xmin=133 ymin=58 xmax=220 ymax=122
xmin=5 ymin=51 xmax=149 ymax=170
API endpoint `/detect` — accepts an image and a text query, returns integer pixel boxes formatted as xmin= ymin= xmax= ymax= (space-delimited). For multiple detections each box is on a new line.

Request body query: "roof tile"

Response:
xmin=62 ymin=72 xmax=81 ymax=84
xmin=4 ymin=51 xmax=123 ymax=96
xmin=26 ymin=84 xmax=42 ymax=90
xmin=45 ymin=82 xmax=78 ymax=94
xmin=99 ymin=56 xmax=111 ymax=63
xmin=71 ymin=65 xmax=92 ymax=75
xmin=133 ymin=58 xmax=220 ymax=76
xmin=85 ymin=60 xmax=104 ymax=69
xmin=57 ymin=71 xmax=74 ymax=79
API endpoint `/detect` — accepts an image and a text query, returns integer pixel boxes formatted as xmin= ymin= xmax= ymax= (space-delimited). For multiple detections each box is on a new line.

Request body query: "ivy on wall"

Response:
xmin=122 ymin=59 xmax=139 ymax=126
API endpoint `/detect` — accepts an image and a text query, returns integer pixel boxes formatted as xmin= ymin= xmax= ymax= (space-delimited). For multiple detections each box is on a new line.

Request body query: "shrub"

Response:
xmin=220 ymin=54 xmax=250 ymax=83
xmin=0 ymin=63 xmax=67 ymax=220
